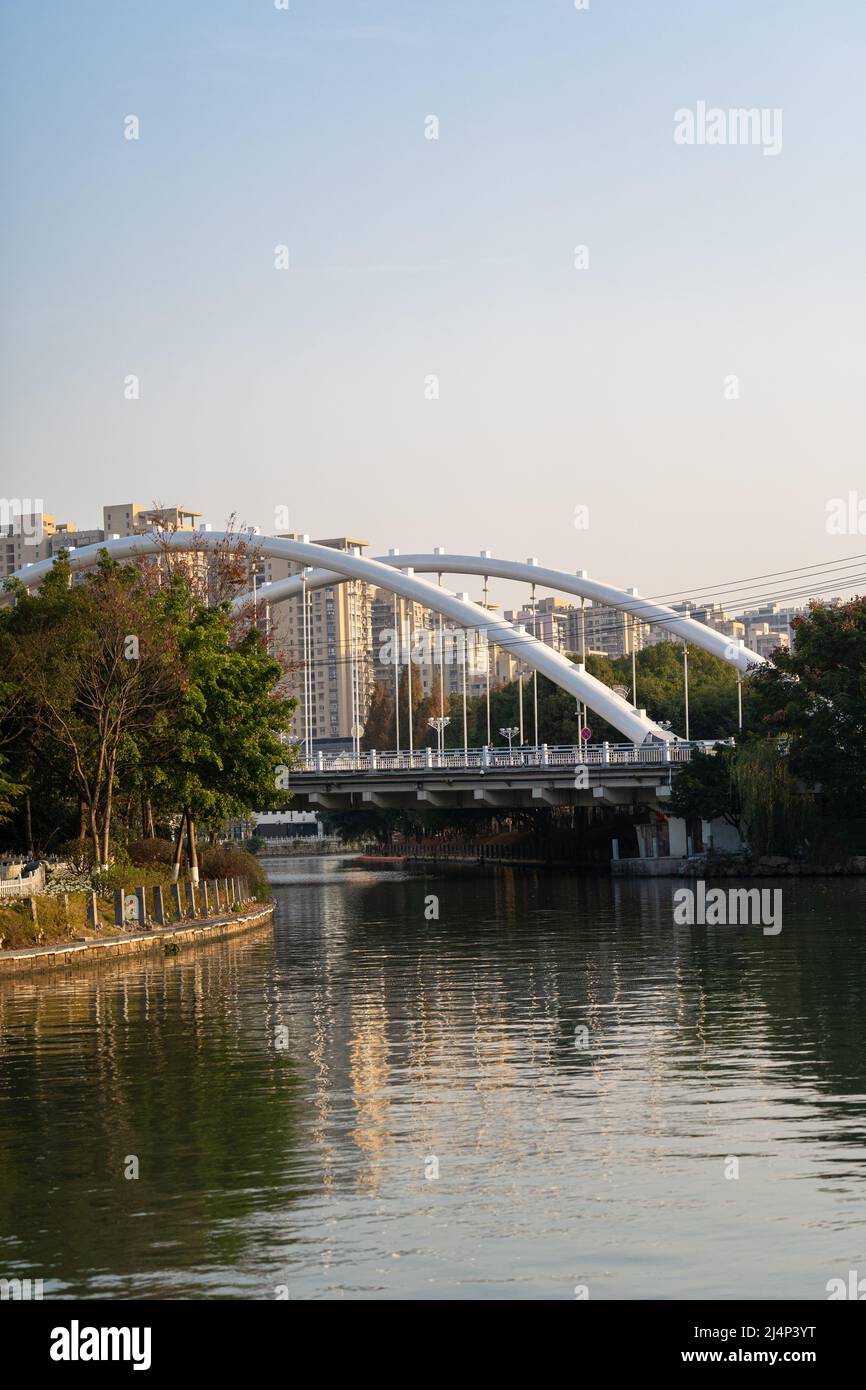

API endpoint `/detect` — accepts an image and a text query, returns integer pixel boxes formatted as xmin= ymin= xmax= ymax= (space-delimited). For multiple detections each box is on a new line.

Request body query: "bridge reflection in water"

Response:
xmin=1 ymin=861 xmax=864 ymax=1299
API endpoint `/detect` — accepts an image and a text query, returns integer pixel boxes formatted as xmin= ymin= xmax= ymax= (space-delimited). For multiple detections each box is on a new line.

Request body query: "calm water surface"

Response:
xmin=1 ymin=855 xmax=865 ymax=1300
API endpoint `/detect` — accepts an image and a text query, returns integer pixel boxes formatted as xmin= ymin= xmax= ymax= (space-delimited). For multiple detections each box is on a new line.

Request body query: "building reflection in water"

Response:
xmin=2 ymin=858 xmax=865 ymax=1297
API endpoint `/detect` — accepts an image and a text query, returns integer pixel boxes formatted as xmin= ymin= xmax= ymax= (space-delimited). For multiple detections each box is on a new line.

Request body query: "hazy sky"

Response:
xmin=2 ymin=0 xmax=865 ymax=610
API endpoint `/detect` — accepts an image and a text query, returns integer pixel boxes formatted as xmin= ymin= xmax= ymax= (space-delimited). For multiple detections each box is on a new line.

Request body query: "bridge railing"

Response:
xmin=292 ymin=740 xmax=728 ymax=774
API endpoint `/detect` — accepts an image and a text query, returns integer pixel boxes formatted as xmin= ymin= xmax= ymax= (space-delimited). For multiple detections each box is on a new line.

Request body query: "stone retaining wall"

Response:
xmin=0 ymin=906 xmax=274 ymax=979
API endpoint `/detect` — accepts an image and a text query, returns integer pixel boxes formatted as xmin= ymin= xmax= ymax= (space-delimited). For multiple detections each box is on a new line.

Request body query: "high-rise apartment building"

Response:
xmin=264 ymin=536 xmax=375 ymax=747
xmin=0 ymin=508 xmax=107 ymax=580
xmin=102 ymin=503 xmax=203 ymax=538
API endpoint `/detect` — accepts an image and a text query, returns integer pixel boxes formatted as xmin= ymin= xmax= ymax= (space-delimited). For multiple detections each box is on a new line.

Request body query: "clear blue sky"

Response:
xmin=2 ymin=0 xmax=864 ymax=607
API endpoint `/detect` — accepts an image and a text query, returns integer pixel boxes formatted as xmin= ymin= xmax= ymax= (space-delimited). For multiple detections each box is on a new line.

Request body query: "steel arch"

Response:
xmin=4 ymin=532 xmax=677 ymax=744
xmin=237 ymin=551 xmax=765 ymax=676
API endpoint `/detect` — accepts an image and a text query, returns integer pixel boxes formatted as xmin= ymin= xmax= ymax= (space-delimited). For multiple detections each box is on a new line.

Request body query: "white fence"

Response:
xmin=295 ymin=740 xmax=729 ymax=775
xmin=0 ymin=865 xmax=46 ymax=898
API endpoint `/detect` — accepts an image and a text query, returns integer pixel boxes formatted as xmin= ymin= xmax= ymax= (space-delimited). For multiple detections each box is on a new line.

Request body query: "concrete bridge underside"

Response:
xmin=289 ymin=763 xmax=675 ymax=813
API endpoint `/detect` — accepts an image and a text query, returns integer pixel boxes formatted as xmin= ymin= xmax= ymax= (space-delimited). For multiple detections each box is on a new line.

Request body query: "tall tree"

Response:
xmin=361 ymin=682 xmax=395 ymax=750
xmin=152 ymin=590 xmax=296 ymax=877
xmin=746 ymin=597 xmax=866 ymax=817
xmin=1 ymin=553 xmax=179 ymax=863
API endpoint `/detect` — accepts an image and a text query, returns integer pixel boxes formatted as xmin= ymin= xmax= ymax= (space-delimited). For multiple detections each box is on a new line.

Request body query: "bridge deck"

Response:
xmin=284 ymin=742 xmax=724 ymax=811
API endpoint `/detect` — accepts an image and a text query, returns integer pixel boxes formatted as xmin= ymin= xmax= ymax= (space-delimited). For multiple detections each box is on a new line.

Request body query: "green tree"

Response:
xmin=0 ymin=751 xmax=23 ymax=825
xmin=668 ymin=746 xmax=741 ymax=830
xmin=0 ymin=553 xmax=179 ymax=863
xmin=746 ymin=597 xmax=866 ymax=816
xmin=732 ymin=739 xmax=814 ymax=856
xmin=152 ymin=591 xmax=296 ymax=876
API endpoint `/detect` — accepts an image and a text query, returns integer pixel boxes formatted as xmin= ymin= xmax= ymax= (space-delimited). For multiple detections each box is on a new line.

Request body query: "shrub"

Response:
xmin=58 ymin=837 xmax=130 ymax=872
xmin=199 ymin=843 xmax=266 ymax=889
xmin=127 ymin=837 xmax=175 ymax=867
xmin=92 ymin=863 xmax=175 ymax=902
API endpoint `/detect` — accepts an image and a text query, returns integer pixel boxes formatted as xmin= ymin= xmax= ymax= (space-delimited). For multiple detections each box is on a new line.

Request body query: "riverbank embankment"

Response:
xmin=0 ymin=905 xmax=274 ymax=979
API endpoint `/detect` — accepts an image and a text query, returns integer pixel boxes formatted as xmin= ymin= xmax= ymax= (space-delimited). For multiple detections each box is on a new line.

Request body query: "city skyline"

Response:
xmin=2 ymin=490 xmax=860 ymax=617
xmin=1 ymin=489 xmax=831 ymax=749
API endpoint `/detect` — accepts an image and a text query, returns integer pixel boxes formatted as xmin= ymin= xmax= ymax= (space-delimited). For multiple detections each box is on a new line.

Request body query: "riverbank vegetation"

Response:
xmin=667 ymin=598 xmax=866 ymax=858
xmin=0 ymin=550 xmax=293 ymax=945
xmin=0 ymin=839 xmax=268 ymax=951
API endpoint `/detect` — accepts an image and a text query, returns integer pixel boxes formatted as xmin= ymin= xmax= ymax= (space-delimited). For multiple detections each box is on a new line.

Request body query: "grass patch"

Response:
xmin=0 ymin=892 xmax=116 ymax=950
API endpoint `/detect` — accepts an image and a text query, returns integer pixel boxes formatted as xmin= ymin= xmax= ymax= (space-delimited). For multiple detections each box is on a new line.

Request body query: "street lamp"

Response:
xmin=499 ymin=725 xmax=519 ymax=754
xmin=428 ymin=715 xmax=450 ymax=757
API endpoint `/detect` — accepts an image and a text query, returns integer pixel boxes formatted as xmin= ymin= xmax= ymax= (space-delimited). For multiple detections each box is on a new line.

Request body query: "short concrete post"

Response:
xmin=222 ymin=878 xmax=230 ymax=909
xmin=315 ymin=750 xmax=324 ymax=772
xmin=171 ymin=883 xmax=183 ymax=920
xmin=152 ymin=885 xmax=165 ymax=926
xmin=186 ymin=880 xmax=198 ymax=917
xmin=113 ymin=888 xmax=125 ymax=927
xmin=370 ymin=749 xmax=378 ymax=770
xmin=540 ymin=743 xmax=548 ymax=766
xmin=135 ymin=885 xmax=148 ymax=928
xmin=602 ymin=742 xmax=610 ymax=765
xmin=611 ymin=838 xmax=620 ymax=862
xmin=201 ymin=880 xmax=210 ymax=916
xmin=87 ymin=891 xmax=99 ymax=930
xmin=211 ymin=880 xmax=220 ymax=911
xmin=424 ymin=747 xmax=433 ymax=768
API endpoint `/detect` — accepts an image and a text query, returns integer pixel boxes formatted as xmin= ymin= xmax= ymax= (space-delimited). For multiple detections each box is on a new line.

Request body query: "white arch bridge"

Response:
xmin=4 ymin=531 xmax=764 ymax=756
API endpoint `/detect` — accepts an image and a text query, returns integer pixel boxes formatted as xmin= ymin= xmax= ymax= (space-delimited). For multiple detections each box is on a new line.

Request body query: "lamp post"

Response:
xmin=683 ymin=640 xmax=690 ymax=742
xmin=428 ymin=715 xmax=450 ymax=762
xmin=530 ymin=584 xmax=539 ymax=749
xmin=499 ymin=725 xmax=519 ymax=756
xmin=482 ymin=573 xmax=492 ymax=746
xmin=579 ymin=597 xmax=587 ymax=737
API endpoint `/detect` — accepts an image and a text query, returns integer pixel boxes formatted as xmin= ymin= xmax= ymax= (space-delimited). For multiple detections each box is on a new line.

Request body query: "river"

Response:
xmin=1 ymin=855 xmax=864 ymax=1300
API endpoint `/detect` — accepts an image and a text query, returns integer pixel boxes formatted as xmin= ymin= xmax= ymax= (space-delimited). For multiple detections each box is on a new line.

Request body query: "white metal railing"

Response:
xmin=0 ymin=865 xmax=46 ymax=897
xmin=293 ymin=740 xmax=728 ymax=774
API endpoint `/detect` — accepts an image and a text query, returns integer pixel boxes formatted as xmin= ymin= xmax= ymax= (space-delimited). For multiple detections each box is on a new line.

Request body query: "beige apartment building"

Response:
xmin=102 ymin=502 xmax=211 ymax=593
xmin=102 ymin=503 xmax=203 ymax=538
xmin=1 ymin=509 xmax=59 ymax=579
xmin=0 ymin=507 xmax=108 ymax=580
